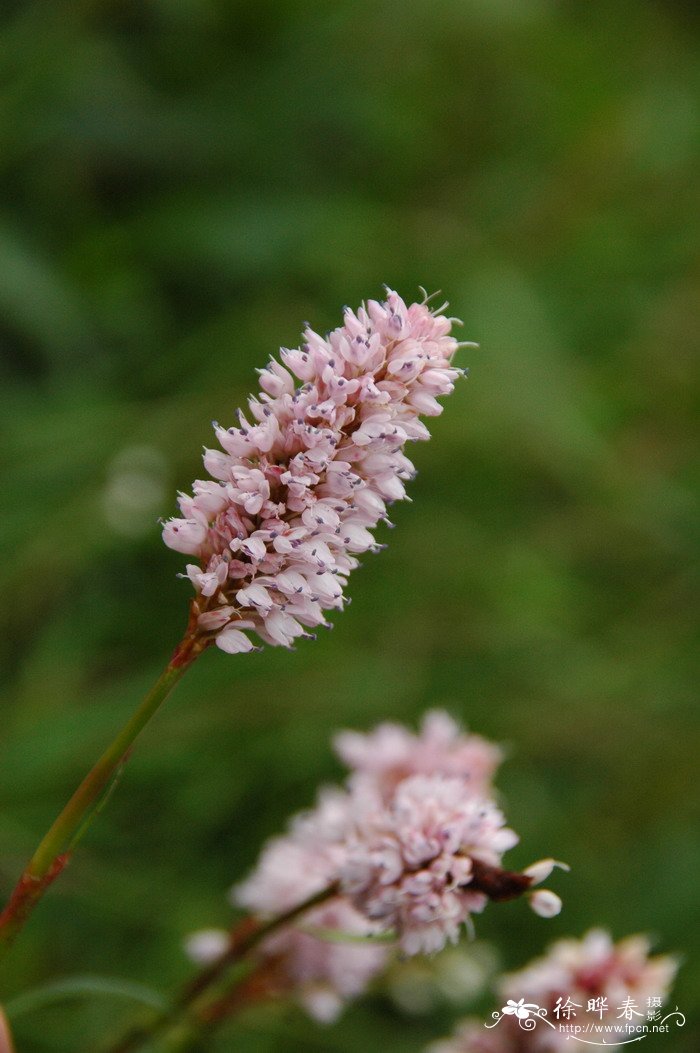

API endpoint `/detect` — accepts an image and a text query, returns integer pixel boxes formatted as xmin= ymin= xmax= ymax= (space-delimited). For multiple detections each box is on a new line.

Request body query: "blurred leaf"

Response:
xmin=4 ymin=975 xmax=166 ymax=1019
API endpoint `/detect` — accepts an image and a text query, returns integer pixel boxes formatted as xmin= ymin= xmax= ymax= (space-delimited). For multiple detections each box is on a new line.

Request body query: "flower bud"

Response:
xmin=529 ymin=889 xmax=563 ymax=918
xmin=184 ymin=929 xmax=229 ymax=965
xmin=523 ymin=858 xmax=570 ymax=886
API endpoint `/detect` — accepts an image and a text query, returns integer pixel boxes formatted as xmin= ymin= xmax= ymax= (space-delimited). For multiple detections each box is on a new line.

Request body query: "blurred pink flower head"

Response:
xmin=232 ymin=712 xmax=560 ymax=971
xmin=426 ymin=1020 xmax=512 ymax=1053
xmin=429 ymin=930 xmax=678 ymax=1052
xmin=341 ymin=774 xmax=519 ymax=956
xmin=162 ymin=289 xmax=465 ymax=652
xmin=232 ymin=791 xmax=388 ymax=1023
xmin=334 ymin=710 xmax=503 ymax=800
xmin=499 ymin=928 xmax=678 ymax=1046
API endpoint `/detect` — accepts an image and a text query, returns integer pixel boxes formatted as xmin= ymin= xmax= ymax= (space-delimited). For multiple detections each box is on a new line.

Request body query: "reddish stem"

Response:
xmin=0 ymin=613 xmax=208 ymax=957
xmin=0 ymin=855 xmax=71 ymax=946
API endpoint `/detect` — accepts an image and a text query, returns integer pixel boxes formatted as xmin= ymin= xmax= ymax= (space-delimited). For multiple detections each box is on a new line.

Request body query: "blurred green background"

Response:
xmin=0 ymin=1 xmax=698 ymax=1050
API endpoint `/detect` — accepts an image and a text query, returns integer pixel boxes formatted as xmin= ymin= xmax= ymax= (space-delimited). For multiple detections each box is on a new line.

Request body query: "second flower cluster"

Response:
xmin=187 ymin=712 xmax=566 ymax=1022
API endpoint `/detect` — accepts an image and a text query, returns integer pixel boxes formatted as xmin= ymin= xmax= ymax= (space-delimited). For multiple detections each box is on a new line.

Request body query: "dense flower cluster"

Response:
xmin=428 ymin=930 xmax=678 ymax=1052
xmin=233 ymin=816 xmax=389 ymax=1023
xmin=500 ymin=929 xmax=677 ymax=1017
xmin=187 ymin=713 xmax=564 ymax=1023
xmin=163 ymin=290 xmax=464 ymax=652
xmin=341 ymin=773 xmax=520 ymax=955
xmin=334 ymin=709 xmax=503 ymax=799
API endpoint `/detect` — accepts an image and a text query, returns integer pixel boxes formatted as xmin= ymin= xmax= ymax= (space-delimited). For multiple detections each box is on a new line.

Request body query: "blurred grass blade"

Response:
xmin=297 ymin=924 xmax=398 ymax=945
xmin=4 ymin=976 xmax=167 ymax=1019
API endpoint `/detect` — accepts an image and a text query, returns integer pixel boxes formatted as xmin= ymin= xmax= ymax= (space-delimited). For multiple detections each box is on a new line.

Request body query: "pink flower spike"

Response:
xmin=334 ymin=709 xmax=503 ymax=800
xmin=340 ymin=775 xmax=521 ymax=956
xmin=429 ymin=927 xmax=679 ymax=1051
xmin=162 ymin=289 xmax=465 ymax=653
xmin=226 ymin=711 xmax=562 ymax=1023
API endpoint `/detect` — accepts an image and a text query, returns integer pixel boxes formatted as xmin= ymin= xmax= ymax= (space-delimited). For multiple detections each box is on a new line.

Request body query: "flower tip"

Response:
xmin=528 ymin=889 xmax=562 ymax=918
xmin=523 ymin=858 xmax=570 ymax=886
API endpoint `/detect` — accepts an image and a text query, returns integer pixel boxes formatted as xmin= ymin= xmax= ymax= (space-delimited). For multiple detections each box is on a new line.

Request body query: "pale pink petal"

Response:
xmin=216 ymin=628 xmax=255 ymax=654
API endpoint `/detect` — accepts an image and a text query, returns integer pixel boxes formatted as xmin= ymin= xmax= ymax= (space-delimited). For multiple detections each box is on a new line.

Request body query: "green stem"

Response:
xmin=113 ymin=865 xmax=537 ymax=1051
xmin=0 ymin=626 xmax=206 ymax=956
xmin=103 ymin=884 xmax=339 ymax=1053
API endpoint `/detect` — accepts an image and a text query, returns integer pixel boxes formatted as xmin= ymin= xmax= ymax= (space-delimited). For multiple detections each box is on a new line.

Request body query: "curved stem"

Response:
xmin=162 ymin=867 xmax=532 ymax=1051
xmin=152 ymin=967 xmax=272 ymax=1053
xmin=103 ymin=884 xmax=339 ymax=1053
xmin=110 ymin=865 xmax=536 ymax=1050
xmin=180 ymin=882 xmax=338 ymax=1009
xmin=0 ymin=623 xmax=207 ymax=957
